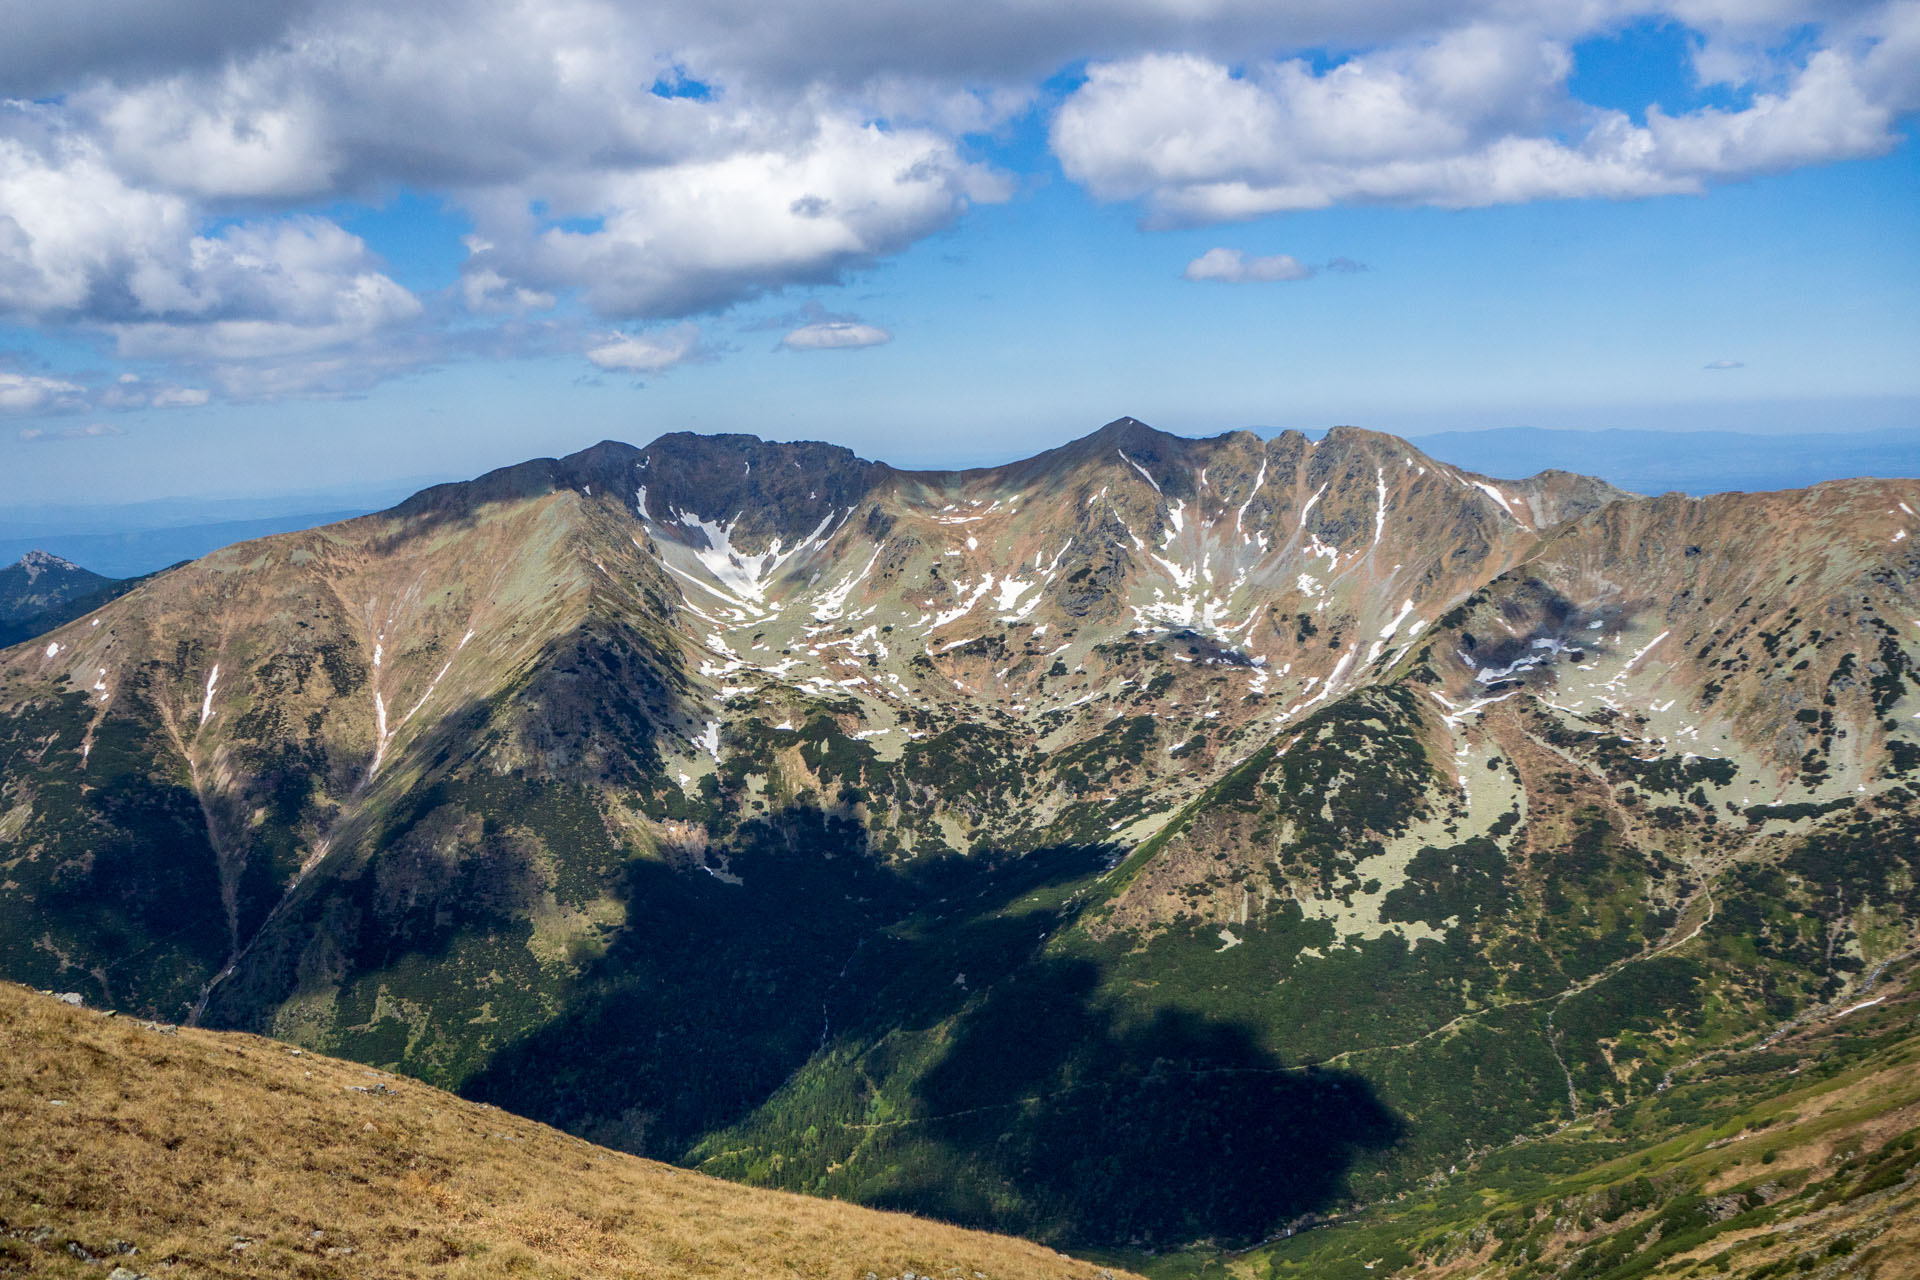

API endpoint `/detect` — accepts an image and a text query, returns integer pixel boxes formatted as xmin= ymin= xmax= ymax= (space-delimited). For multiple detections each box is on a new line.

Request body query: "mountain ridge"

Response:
xmin=1 ymin=417 xmax=1915 ymax=1259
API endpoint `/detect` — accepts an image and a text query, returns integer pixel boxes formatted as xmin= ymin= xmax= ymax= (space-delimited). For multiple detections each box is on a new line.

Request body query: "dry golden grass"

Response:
xmin=0 ymin=983 xmax=1135 ymax=1280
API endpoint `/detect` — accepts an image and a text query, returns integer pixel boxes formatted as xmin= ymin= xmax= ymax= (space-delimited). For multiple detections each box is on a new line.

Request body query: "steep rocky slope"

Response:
xmin=0 ymin=419 xmax=1915 ymax=1259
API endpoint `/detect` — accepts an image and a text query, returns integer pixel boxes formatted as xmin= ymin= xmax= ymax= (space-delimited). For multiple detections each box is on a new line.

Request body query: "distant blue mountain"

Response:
xmin=0 ymin=478 xmax=445 ymax=578
xmin=0 ymin=511 xmax=375 ymax=579
xmin=1400 ymin=427 xmax=1920 ymax=495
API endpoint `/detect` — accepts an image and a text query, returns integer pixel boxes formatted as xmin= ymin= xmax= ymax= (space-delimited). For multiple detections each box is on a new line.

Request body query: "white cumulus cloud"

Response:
xmin=473 ymin=116 xmax=1008 ymax=318
xmin=780 ymin=320 xmax=892 ymax=350
xmin=0 ymin=116 xmax=424 ymax=396
xmin=586 ymin=323 xmax=706 ymax=373
xmin=99 ymin=375 xmax=213 ymax=409
xmin=1184 ymin=248 xmax=1314 ymax=282
xmin=1052 ymin=8 xmax=1920 ymax=224
xmin=0 ymin=372 xmax=86 ymax=414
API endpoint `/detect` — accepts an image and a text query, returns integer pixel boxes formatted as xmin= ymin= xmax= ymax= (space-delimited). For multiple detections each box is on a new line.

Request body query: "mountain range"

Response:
xmin=0 ymin=418 xmax=1915 ymax=1271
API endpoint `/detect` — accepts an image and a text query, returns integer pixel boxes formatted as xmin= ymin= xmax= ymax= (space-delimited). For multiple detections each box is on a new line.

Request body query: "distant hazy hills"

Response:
xmin=0 ymin=480 xmax=446 ymax=578
xmin=1407 ymin=426 xmax=1920 ymax=495
xmin=0 ymin=510 xmax=372 ymax=581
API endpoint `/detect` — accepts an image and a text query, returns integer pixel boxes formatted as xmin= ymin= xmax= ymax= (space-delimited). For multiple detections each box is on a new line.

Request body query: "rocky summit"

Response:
xmin=0 ymin=552 xmax=127 ymax=649
xmin=1 ymin=419 xmax=1917 ymax=1267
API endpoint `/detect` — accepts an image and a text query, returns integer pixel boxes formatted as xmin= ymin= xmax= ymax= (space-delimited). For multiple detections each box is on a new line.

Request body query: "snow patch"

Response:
xmin=812 ymin=546 xmax=882 ymax=621
xmin=677 ymin=507 xmax=837 ymax=605
xmin=995 ymin=576 xmax=1035 ymax=613
xmin=925 ymin=575 xmax=997 ymax=631
xmin=1472 ymin=481 xmax=1526 ymax=525
xmin=1837 ymin=995 xmax=1886 ymax=1019
xmin=199 ymin=665 xmax=220 ymax=726
xmin=1298 ymin=482 xmax=1327 ymax=529
xmin=369 ymin=691 xmax=389 ymax=776
xmin=1236 ymin=459 xmax=1267 ymax=533
xmin=1150 ymin=554 xmax=1197 ymax=592
xmin=1118 ymin=449 xmax=1161 ymax=493
xmin=1371 ymin=467 xmax=1387 ymax=548
xmin=1610 ymin=630 xmax=1671 ymax=688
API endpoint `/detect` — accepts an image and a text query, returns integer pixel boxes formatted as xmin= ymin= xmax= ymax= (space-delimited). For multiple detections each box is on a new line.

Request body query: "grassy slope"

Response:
xmin=1140 ymin=961 xmax=1920 ymax=1280
xmin=0 ymin=982 xmax=1135 ymax=1280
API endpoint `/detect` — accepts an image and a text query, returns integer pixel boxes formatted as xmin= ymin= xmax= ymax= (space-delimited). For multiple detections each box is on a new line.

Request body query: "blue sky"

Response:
xmin=1 ymin=1 xmax=1916 ymax=502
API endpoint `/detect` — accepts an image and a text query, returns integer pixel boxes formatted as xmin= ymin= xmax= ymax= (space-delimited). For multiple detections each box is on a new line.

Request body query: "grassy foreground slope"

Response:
xmin=0 ymin=983 xmax=1133 ymax=1280
xmin=1146 ymin=961 xmax=1920 ymax=1280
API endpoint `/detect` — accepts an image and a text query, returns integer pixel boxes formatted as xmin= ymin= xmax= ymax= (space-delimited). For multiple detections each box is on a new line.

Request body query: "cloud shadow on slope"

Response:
xmin=460 ymin=798 xmax=1402 ymax=1251
xmin=878 ymin=953 xmax=1403 ymax=1250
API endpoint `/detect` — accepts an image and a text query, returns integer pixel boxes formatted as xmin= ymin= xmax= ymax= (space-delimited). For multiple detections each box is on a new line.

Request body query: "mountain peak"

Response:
xmin=13 ymin=549 xmax=83 ymax=580
xmin=1074 ymin=416 xmax=1186 ymax=451
xmin=0 ymin=548 xmax=121 ymax=640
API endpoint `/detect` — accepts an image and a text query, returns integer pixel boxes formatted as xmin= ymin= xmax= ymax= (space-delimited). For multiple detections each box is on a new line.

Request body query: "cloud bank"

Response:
xmin=1053 ymin=11 xmax=1920 ymax=224
xmin=19 ymin=421 xmax=125 ymax=441
xmin=0 ymin=0 xmax=1911 ymax=402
